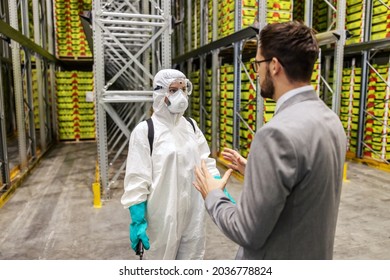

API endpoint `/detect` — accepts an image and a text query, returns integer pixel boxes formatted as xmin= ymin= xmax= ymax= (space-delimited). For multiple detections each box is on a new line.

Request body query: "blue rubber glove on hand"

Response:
xmin=129 ymin=201 xmax=150 ymax=251
xmin=214 ymin=175 xmax=236 ymax=204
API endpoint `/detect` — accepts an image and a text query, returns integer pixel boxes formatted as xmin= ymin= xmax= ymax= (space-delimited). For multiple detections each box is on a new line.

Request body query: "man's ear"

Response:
xmin=271 ymin=57 xmax=283 ymax=75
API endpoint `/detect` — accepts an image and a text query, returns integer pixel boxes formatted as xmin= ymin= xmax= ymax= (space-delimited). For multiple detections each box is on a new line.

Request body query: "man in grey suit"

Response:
xmin=193 ymin=21 xmax=347 ymax=259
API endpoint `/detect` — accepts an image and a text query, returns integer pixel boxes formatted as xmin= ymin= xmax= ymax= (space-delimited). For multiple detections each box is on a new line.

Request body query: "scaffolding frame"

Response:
xmin=92 ymin=0 xmax=172 ymax=198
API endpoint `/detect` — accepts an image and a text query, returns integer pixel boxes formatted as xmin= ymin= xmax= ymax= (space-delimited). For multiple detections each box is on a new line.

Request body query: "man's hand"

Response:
xmin=193 ymin=160 xmax=233 ymax=199
xmin=221 ymin=147 xmax=247 ymax=175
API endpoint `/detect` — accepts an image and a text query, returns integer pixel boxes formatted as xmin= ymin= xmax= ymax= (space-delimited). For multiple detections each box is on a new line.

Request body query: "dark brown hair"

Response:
xmin=259 ymin=21 xmax=319 ymax=83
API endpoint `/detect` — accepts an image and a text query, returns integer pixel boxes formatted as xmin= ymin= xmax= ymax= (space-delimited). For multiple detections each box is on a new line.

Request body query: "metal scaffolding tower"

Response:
xmin=92 ymin=0 xmax=172 ymax=198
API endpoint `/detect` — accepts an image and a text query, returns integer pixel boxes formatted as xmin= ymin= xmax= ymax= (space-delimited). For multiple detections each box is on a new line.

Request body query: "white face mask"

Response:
xmin=166 ymin=89 xmax=188 ymax=114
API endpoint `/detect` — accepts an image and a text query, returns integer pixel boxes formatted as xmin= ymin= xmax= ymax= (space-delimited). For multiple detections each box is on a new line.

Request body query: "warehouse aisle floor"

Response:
xmin=0 ymin=142 xmax=389 ymax=260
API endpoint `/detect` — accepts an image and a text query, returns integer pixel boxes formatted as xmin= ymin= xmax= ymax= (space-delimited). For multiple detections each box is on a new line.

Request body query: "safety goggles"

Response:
xmin=167 ymin=78 xmax=193 ymax=96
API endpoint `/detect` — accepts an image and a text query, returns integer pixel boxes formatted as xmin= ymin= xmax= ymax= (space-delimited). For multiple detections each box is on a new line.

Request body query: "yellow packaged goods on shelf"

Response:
xmin=241 ymin=91 xmax=256 ymax=101
xmin=267 ymin=0 xmax=292 ymax=11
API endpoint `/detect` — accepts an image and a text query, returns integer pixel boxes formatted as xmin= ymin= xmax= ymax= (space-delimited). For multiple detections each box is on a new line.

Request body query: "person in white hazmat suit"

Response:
xmin=121 ymin=69 xmax=234 ymax=260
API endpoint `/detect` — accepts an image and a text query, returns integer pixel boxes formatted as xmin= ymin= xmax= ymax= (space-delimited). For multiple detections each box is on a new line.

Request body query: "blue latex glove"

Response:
xmin=129 ymin=201 xmax=150 ymax=251
xmin=214 ymin=175 xmax=236 ymax=204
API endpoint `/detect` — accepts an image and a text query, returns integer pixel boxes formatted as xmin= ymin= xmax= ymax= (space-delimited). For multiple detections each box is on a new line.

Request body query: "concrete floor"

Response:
xmin=0 ymin=142 xmax=389 ymax=260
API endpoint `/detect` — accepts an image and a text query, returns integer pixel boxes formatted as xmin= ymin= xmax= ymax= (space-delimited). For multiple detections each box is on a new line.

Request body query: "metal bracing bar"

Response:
xmin=99 ymin=19 xmax=164 ymax=26
xmin=98 ymin=19 xmax=165 ymax=87
xmin=105 ymin=48 xmax=145 ymax=85
xmin=320 ymin=75 xmax=334 ymax=94
xmin=103 ymin=90 xmax=154 ymax=96
xmin=173 ymin=27 xmax=258 ymax=64
xmin=107 ymin=26 xmax=152 ymax=32
xmin=377 ymin=0 xmax=390 ymax=10
xmin=109 ymin=106 xmax=144 ymax=164
xmin=0 ymin=19 xmax=58 ymax=63
xmin=362 ymin=142 xmax=390 ymax=164
xmin=100 ymin=11 xmax=164 ymax=20
xmin=101 ymin=102 xmax=131 ymax=138
xmin=236 ymin=112 xmax=255 ymax=135
xmin=105 ymin=49 xmax=138 ymax=80
xmin=324 ymin=0 xmax=337 ymax=12
xmin=107 ymin=33 xmax=151 ymax=38
xmin=107 ymin=103 xmax=131 ymax=144
xmin=8 ymin=0 xmax=27 ymax=170
xmin=108 ymin=105 xmax=136 ymax=154
xmin=101 ymin=96 xmax=153 ymax=103
xmin=364 ymin=110 xmax=390 ymax=129
xmin=240 ymin=58 xmax=256 ymax=92
xmin=366 ymin=61 xmax=390 ymax=89
xmin=105 ymin=51 xmax=137 ymax=84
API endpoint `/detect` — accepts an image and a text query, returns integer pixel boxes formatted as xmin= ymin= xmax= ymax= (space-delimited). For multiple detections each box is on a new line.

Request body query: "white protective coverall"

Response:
xmin=121 ymin=69 xmax=220 ymax=260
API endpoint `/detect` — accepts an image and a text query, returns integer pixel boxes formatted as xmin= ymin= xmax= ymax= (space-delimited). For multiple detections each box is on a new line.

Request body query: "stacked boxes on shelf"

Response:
xmin=29 ymin=69 xmax=40 ymax=129
xmin=54 ymin=0 xmax=92 ymax=59
xmin=340 ymin=61 xmax=361 ymax=154
xmin=292 ymin=0 xmax=305 ymax=22
xmin=217 ymin=0 xmax=292 ymax=39
xmin=204 ymin=69 xmax=213 ymax=144
xmin=191 ymin=1 xmax=201 ymax=50
xmin=25 ymin=69 xmax=53 ymax=130
xmin=263 ymin=99 xmax=276 ymax=124
xmin=266 ymin=0 xmax=292 ymax=24
xmin=56 ymin=71 xmax=95 ymax=140
xmin=311 ymin=55 xmax=321 ymax=95
xmin=364 ymin=64 xmax=390 ymax=160
xmin=207 ymin=1 xmax=213 ymax=44
xmin=189 ymin=71 xmax=201 ymax=124
xmin=217 ymin=0 xmax=258 ymax=39
xmin=370 ymin=0 xmax=390 ymax=41
xmin=240 ymin=61 xmax=257 ymax=158
xmin=346 ymin=0 xmax=365 ymax=45
xmin=220 ymin=64 xmax=234 ymax=149
xmin=313 ymin=0 xmax=332 ymax=33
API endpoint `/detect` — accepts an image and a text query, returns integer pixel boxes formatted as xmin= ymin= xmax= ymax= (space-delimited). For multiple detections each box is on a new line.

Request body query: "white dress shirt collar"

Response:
xmin=274 ymin=85 xmax=314 ymax=114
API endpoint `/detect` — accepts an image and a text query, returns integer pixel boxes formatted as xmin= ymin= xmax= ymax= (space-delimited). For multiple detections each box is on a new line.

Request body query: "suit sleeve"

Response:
xmin=121 ymin=122 xmax=152 ymax=208
xmin=205 ymin=125 xmax=298 ymax=249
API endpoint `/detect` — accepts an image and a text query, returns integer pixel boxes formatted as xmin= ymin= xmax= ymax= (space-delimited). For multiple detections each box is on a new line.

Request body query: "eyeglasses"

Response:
xmin=252 ymin=58 xmax=272 ymax=71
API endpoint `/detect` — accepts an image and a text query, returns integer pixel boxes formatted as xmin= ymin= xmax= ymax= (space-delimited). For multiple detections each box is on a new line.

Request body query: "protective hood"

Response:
xmin=152 ymin=69 xmax=188 ymax=126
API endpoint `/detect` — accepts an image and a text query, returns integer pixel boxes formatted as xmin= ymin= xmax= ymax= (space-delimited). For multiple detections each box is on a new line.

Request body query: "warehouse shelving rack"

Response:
xmin=172 ymin=0 xmax=346 ymax=161
xmin=92 ymin=0 xmax=172 ymax=198
xmin=0 ymin=0 xmax=57 ymax=207
xmin=339 ymin=0 xmax=390 ymax=167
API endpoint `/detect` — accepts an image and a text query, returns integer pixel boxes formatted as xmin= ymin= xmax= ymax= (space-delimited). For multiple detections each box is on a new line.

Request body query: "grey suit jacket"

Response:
xmin=206 ymin=89 xmax=347 ymax=259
